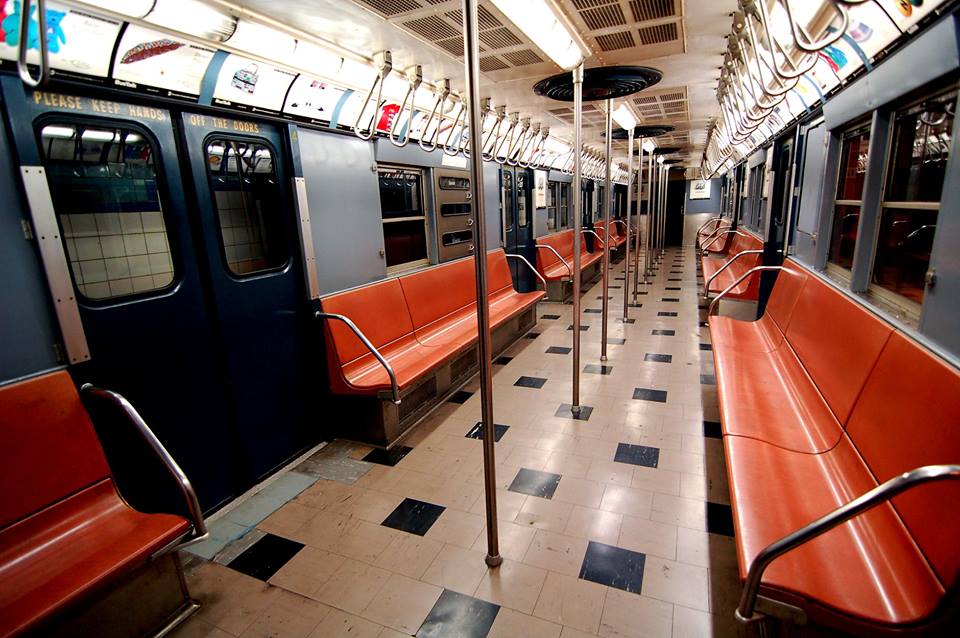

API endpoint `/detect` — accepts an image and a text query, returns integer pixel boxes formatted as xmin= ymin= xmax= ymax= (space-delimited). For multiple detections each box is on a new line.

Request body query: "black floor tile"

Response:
xmin=494 ymin=356 xmax=514 ymax=365
xmin=703 ymin=420 xmax=722 ymax=439
xmin=509 ymin=468 xmax=562 ymax=499
xmin=417 ymin=589 xmax=500 ymax=638
xmin=515 ymin=376 xmax=547 ymax=389
xmin=706 ymin=502 xmax=735 ymax=537
xmin=652 ymin=329 xmax=675 ymax=336
xmin=633 ymin=387 xmax=668 ymax=403
xmin=669 ymin=271 xmax=682 ymax=274
xmin=614 ymin=443 xmax=660 ymax=468
xmin=644 ymin=353 xmax=672 ymax=364
xmin=466 ymin=422 xmax=509 ymax=442
xmin=658 ymin=311 xmax=678 ymax=317
xmin=618 ymin=318 xmax=636 ymax=324
xmin=668 ymin=278 xmax=682 ymax=281
xmin=609 ymin=285 xmax=622 ymax=289
xmin=584 ymin=364 xmax=613 ymax=375
xmin=448 ymin=390 xmax=474 ymax=404
xmin=665 ymin=287 xmax=681 ymax=291
xmin=614 ymin=276 xmax=625 ymax=281
xmin=700 ymin=374 xmax=716 ymax=385
xmin=607 ymin=337 xmax=626 ymax=345
xmin=661 ymin=298 xmax=680 ymax=302
xmin=382 ymin=498 xmax=446 ymax=536
xmin=227 ymin=533 xmax=304 ymax=581
xmin=596 ymin=296 xmax=613 ymax=300
xmin=700 ymin=343 xmax=713 ymax=351
xmin=628 ymin=303 xmax=643 ymax=308
xmin=363 ymin=446 xmax=413 ymax=467
xmin=546 ymin=346 xmax=572 ymax=355
xmin=567 ymin=325 xmax=590 ymax=331
xmin=579 ymin=541 xmax=645 ymax=594
xmin=556 ymin=403 xmax=593 ymax=421
xmin=524 ymin=332 xmax=541 ymax=340
xmin=541 ymin=314 xmax=561 ymax=320
xmin=584 ymin=308 xmax=602 ymax=314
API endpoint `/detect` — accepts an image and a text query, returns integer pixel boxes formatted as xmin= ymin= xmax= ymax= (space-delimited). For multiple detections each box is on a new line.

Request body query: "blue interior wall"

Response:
xmin=684 ymin=179 xmax=722 ymax=214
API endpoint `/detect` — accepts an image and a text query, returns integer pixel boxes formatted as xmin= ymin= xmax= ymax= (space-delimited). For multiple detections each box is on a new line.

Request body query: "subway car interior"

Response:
xmin=2 ymin=0 xmax=960 ymax=636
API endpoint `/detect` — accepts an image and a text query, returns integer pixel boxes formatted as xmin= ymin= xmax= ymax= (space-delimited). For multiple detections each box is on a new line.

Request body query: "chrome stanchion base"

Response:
xmin=485 ymin=554 xmax=503 ymax=568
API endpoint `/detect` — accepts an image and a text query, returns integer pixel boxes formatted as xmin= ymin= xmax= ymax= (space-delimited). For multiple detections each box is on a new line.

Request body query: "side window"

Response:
xmin=206 ymin=138 xmax=288 ymax=276
xmin=517 ymin=172 xmax=529 ymax=227
xmin=546 ymin=180 xmax=557 ymax=232
xmin=377 ymin=167 xmax=429 ymax=272
xmin=828 ymin=122 xmax=871 ymax=270
xmin=40 ymin=122 xmax=174 ymax=301
xmin=559 ymin=182 xmax=570 ymax=229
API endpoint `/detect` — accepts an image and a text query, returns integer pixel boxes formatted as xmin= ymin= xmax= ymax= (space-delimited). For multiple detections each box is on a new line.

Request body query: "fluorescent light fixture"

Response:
xmin=612 ymin=103 xmax=637 ymax=130
xmin=77 ymin=0 xmax=155 ymax=18
xmin=145 ymin=0 xmax=237 ymax=42
xmin=227 ymin=19 xmax=296 ymax=59
xmin=488 ymin=0 xmax=585 ymax=70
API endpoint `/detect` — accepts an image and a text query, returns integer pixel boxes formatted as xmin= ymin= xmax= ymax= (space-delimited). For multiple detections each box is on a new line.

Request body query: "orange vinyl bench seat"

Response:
xmin=701 ymin=230 xmax=763 ymax=300
xmin=319 ymin=248 xmax=544 ymax=395
xmin=708 ymin=259 xmax=960 ymax=633
xmin=0 ymin=371 xmax=191 ymax=638
xmin=592 ymin=221 xmax=627 ymax=250
xmin=697 ymin=217 xmax=730 ymax=252
xmin=534 ymin=229 xmax=602 ymax=282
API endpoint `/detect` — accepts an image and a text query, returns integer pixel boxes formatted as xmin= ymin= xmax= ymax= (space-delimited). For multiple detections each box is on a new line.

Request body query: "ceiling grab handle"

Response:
xmin=493 ymin=112 xmax=519 ymax=164
xmin=17 ymin=0 xmax=50 ymax=88
xmin=417 ymin=79 xmax=450 ymax=152
xmin=388 ymin=65 xmax=422 ymax=148
xmin=481 ymin=102 xmax=505 ymax=161
xmin=517 ymin=124 xmax=542 ymax=168
xmin=441 ymin=97 xmax=466 ymax=156
xmin=353 ymin=51 xmax=393 ymax=141
xmin=782 ymin=0 xmax=848 ymax=53
xmin=750 ymin=0 xmax=817 ymax=81
xmin=529 ymin=127 xmax=550 ymax=168
xmin=737 ymin=5 xmax=797 ymax=100
xmin=506 ymin=117 xmax=531 ymax=166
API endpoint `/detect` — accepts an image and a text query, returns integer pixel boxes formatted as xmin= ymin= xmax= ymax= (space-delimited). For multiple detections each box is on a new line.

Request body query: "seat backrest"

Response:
xmin=486 ymin=249 xmax=514 ymax=295
xmin=785 ymin=274 xmax=893 ymax=424
xmin=0 ymin=371 xmax=111 ymax=530
xmin=764 ymin=259 xmax=809 ymax=333
xmin=536 ymin=230 xmax=573 ymax=271
xmin=400 ymin=258 xmax=477 ymax=330
xmin=320 ymin=278 xmax=415 ymax=365
xmin=846 ymin=332 xmax=960 ymax=589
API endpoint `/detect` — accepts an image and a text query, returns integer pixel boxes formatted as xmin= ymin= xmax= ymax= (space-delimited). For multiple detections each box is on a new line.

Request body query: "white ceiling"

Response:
xmin=229 ymin=0 xmax=737 ymax=167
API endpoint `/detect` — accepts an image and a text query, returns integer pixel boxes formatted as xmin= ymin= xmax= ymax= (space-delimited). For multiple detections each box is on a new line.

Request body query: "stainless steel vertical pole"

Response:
xmin=622 ymin=127 xmax=634 ymax=321
xmin=571 ymin=63 xmax=584 ymax=412
xmin=660 ymin=165 xmax=668 ymax=254
xmin=600 ymin=99 xmax=612 ymax=360
xmin=646 ymin=153 xmax=655 ymax=277
xmin=461 ymin=0 xmax=500 ymax=568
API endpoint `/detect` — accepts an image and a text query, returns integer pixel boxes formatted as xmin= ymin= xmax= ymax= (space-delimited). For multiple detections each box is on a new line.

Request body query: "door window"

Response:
xmin=377 ymin=167 xmax=428 ymax=271
xmin=516 ymin=172 xmax=529 ymax=227
xmin=828 ymin=123 xmax=871 ymax=270
xmin=39 ymin=122 xmax=175 ymax=300
xmin=502 ymin=170 xmax=514 ymax=233
xmin=206 ymin=138 xmax=289 ymax=276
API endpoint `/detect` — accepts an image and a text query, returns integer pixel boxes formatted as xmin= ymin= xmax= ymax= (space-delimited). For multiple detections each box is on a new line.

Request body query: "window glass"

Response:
xmin=516 ymin=172 xmax=529 ymax=227
xmin=377 ymin=167 xmax=428 ymax=270
xmin=207 ymin=138 xmax=288 ymax=276
xmin=40 ymin=122 xmax=174 ymax=300
xmin=828 ymin=124 xmax=871 ymax=269
xmin=872 ymin=89 xmax=955 ymax=306
xmin=502 ymin=170 xmax=514 ymax=233
xmin=546 ymin=180 xmax=557 ymax=231
xmin=559 ymin=183 xmax=570 ymax=229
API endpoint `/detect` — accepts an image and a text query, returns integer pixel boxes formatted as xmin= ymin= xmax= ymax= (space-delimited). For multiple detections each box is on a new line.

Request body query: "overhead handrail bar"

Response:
xmin=737 ymin=7 xmax=799 ymax=100
xmin=388 ymin=64 xmax=423 ymax=148
xmin=505 ymin=253 xmax=547 ymax=286
xmin=316 ymin=312 xmax=401 ymax=405
xmin=736 ymin=464 xmax=960 ymax=623
xmin=81 ymin=384 xmax=209 ymax=551
xmin=534 ymin=244 xmax=573 ymax=277
xmin=748 ymin=0 xmax=818 ymax=81
xmin=707 ymin=265 xmax=782 ymax=314
xmin=703 ymin=249 xmax=764 ymax=297
xmin=418 ymin=79 xmax=450 ymax=152
xmin=353 ymin=51 xmax=393 ymax=141
xmin=17 ymin=0 xmax=50 ymax=88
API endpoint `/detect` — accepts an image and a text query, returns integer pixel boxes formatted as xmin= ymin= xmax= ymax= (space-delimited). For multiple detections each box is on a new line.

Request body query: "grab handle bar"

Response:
xmin=505 ymin=253 xmax=547 ymax=286
xmin=697 ymin=216 xmax=724 ymax=236
xmin=534 ymin=244 xmax=572 ymax=277
xmin=736 ymin=464 xmax=960 ymax=624
xmin=582 ymin=228 xmax=609 ymax=252
xmin=516 ymin=123 xmax=540 ymax=168
xmin=388 ymin=65 xmax=422 ymax=148
xmin=506 ymin=117 xmax=531 ymax=166
xmin=703 ymin=249 xmax=764 ymax=298
xmin=528 ymin=127 xmax=549 ymax=168
xmin=707 ymin=265 xmax=782 ymax=314
xmin=80 ymin=384 xmax=208 ymax=551
xmin=353 ymin=51 xmax=392 ymax=141
xmin=316 ymin=312 xmax=401 ymax=405
xmin=482 ymin=103 xmax=505 ymax=161
xmin=494 ymin=113 xmax=519 ymax=164
xmin=417 ymin=79 xmax=450 ymax=152
xmin=441 ymin=98 xmax=466 ymax=156
xmin=702 ymin=228 xmax=747 ymax=253
xmin=17 ymin=0 xmax=50 ymax=88
xmin=782 ymin=0 xmax=848 ymax=54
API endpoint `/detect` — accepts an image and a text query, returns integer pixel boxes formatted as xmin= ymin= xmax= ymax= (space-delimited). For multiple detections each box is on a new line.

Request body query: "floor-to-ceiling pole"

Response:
xmin=659 ymin=165 xmax=668 ymax=254
xmin=631 ymin=141 xmax=643 ymax=301
xmin=601 ymin=100 xmax=612 ymax=360
xmin=622 ymin=128 xmax=635 ymax=321
xmin=461 ymin=0 xmax=500 ymax=568
xmin=571 ymin=63 xmax=584 ymax=412
xmin=646 ymin=154 xmax=656 ymax=277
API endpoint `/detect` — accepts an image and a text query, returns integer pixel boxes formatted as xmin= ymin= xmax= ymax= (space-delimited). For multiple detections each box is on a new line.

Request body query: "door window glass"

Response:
xmin=516 ymin=172 xmax=529 ymax=227
xmin=502 ymin=170 xmax=514 ymax=233
xmin=828 ymin=124 xmax=871 ymax=269
xmin=559 ymin=183 xmax=570 ymax=229
xmin=377 ymin=167 xmax=428 ymax=270
xmin=206 ymin=138 xmax=288 ymax=276
xmin=40 ymin=122 xmax=174 ymax=300
xmin=546 ymin=180 xmax=557 ymax=231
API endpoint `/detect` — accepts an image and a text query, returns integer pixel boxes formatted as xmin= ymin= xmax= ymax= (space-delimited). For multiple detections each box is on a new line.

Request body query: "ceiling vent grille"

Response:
xmin=580 ymin=4 xmax=626 ymax=30
xmin=480 ymin=27 xmax=522 ymax=49
xmin=445 ymin=6 xmax=502 ymax=30
xmin=436 ymin=37 xmax=465 ymax=56
xmin=356 ymin=0 xmax=422 ymax=17
xmin=571 ymin=0 xmax=611 ymax=9
xmin=480 ymin=56 xmax=510 ymax=72
xmin=637 ymin=22 xmax=677 ymax=45
xmin=634 ymin=95 xmax=658 ymax=105
xmin=403 ymin=15 xmax=459 ymax=40
xmin=502 ymin=49 xmax=543 ymax=66
xmin=659 ymin=91 xmax=684 ymax=102
xmin=596 ymin=30 xmax=635 ymax=51
xmin=629 ymin=0 xmax=675 ymax=22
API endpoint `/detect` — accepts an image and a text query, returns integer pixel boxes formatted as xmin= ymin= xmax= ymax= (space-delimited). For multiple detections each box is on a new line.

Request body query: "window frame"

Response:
xmin=824 ymin=119 xmax=873 ymax=284
xmin=377 ymin=164 xmax=430 ymax=274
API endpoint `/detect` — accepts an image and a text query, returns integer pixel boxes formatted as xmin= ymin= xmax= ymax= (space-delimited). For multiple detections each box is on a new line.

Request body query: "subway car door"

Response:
xmin=178 ymin=113 xmax=315 ymax=482
xmin=1 ymin=80 xmax=239 ymax=511
xmin=500 ymin=166 xmax=535 ymax=291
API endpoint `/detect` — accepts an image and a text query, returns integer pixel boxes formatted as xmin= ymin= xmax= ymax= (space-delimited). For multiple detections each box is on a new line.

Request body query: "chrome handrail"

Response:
xmin=696 ymin=216 xmax=725 ymax=237
xmin=736 ymin=464 xmax=960 ymax=624
xmin=441 ymin=98 xmax=467 ymax=156
xmin=316 ymin=312 xmax=401 ymax=405
xmin=417 ymin=79 xmax=450 ymax=152
xmin=80 ymin=384 xmax=208 ymax=550
xmin=18 ymin=0 xmax=49 ymax=88
xmin=505 ymin=253 xmax=547 ymax=286
xmin=782 ymin=0 xmax=848 ymax=54
xmin=582 ymin=228 xmax=608 ymax=251
xmin=534 ymin=244 xmax=572 ymax=276
xmin=704 ymin=249 xmax=764 ymax=297
xmin=353 ymin=51 xmax=392 ymax=141
xmin=707 ymin=265 xmax=782 ymax=314
xmin=699 ymin=225 xmax=735 ymax=252
xmin=388 ymin=65 xmax=422 ymax=148
xmin=703 ymin=228 xmax=748 ymax=253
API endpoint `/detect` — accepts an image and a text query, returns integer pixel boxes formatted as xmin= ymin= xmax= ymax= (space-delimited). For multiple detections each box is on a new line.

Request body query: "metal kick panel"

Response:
xmin=20 ymin=166 xmax=90 ymax=364
xmin=292 ymin=176 xmax=320 ymax=300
